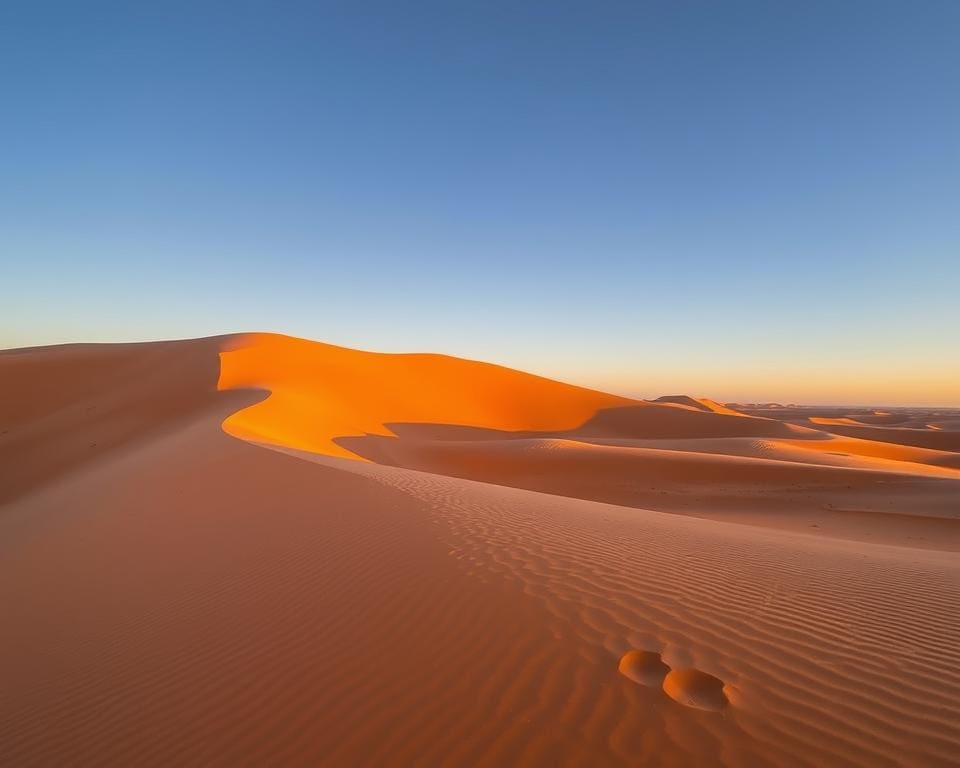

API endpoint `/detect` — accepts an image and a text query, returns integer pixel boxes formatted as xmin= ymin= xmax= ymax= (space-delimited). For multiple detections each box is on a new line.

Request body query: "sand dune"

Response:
xmin=2 ymin=332 xmax=959 ymax=766
xmin=809 ymin=416 xmax=865 ymax=426
xmin=217 ymin=333 xmax=633 ymax=459
xmin=736 ymin=405 xmax=960 ymax=450
xmin=0 ymin=337 xmax=248 ymax=505
xmin=802 ymin=421 xmax=960 ymax=452
xmin=335 ymin=434 xmax=960 ymax=549
xmin=654 ymin=394 xmax=745 ymax=416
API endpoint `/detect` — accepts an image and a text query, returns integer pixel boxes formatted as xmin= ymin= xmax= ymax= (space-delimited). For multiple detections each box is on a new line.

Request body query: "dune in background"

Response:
xmin=2 ymin=333 xmax=959 ymax=766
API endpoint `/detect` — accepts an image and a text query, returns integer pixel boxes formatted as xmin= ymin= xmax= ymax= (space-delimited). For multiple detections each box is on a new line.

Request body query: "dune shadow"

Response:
xmin=0 ymin=336 xmax=245 ymax=506
xmin=336 ymin=403 xmax=817 ymax=462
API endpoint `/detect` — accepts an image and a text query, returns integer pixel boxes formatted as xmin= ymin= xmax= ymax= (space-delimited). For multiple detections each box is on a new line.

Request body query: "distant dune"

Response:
xmin=653 ymin=394 xmax=745 ymax=416
xmin=2 ymin=333 xmax=959 ymax=767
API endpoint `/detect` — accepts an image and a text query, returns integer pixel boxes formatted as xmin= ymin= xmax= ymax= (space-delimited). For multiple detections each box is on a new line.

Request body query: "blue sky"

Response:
xmin=2 ymin=1 xmax=958 ymax=404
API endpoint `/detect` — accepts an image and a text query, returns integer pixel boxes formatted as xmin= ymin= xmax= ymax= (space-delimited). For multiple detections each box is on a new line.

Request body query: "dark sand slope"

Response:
xmin=0 ymin=338 xmax=237 ymax=505
xmin=1 ymin=333 xmax=959 ymax=766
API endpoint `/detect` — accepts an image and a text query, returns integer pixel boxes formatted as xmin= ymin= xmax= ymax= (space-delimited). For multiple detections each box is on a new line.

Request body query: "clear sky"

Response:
xmin=2 ymin=1 xmax=958 ymax=405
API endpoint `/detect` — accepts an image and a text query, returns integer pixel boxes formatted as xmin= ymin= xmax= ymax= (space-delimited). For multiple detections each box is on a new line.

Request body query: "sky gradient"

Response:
xmin=2 ymin=1 xmax=958 ymax=405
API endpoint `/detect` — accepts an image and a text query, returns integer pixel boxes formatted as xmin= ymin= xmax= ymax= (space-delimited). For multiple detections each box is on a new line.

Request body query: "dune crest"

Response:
xmin=654 ymin=394 xmax=744 ymax=416
xmin=217 ymin=333 xmax=634 ymax=459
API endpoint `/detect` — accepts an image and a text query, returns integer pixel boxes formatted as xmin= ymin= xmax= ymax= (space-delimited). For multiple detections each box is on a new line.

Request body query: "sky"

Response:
xmin=2 ymin=1 xmax=958 ymax=405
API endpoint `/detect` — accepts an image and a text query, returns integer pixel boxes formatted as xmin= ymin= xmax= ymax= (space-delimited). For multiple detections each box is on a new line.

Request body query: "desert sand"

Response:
xmin=2 ymin=332 xmax=959 ymax=766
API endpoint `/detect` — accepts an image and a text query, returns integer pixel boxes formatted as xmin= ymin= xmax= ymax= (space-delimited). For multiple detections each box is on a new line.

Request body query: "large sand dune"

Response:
xmin=2 ymin=333 xmax=959 ymax=766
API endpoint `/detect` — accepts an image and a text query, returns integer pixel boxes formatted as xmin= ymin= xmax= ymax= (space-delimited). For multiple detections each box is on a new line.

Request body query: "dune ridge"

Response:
xmin=217 ymin=333 xmax=635 ymax=459
xmin=654 ymin=394 xmax=745 ymax=416
xmin=2 ymin=332 xmax=959 ymax=766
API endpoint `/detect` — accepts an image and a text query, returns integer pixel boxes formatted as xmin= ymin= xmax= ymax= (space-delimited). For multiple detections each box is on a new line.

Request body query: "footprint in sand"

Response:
xmin=662 ymin=668 xmax=728 ymax=711
xmin=618 ymin=650 xmax=670 ymax=687
xmin=619 ymin=651 xmax=729 ymax=712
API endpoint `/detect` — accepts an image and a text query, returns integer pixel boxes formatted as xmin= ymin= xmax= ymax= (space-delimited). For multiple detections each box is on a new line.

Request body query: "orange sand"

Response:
xmin=1 ymin=332 xmax=959 ymax=766
xmin=217 ymin=333 xmax=633 ymax=459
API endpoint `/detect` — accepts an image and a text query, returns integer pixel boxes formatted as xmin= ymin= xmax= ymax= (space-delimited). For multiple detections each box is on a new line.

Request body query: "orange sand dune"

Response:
xmin=654 ymin=394 xmax=745 ymax=416
xmin=801 ymin=420 xmax=960 ymax=452
xmin=217 ymin=333 xmax=635 ymax=459
xmin=217 ymin=334 xmax=819 ymax=460
xmin=736 ymin=406 xmax=960 ymax=447
xmin=590 ymin=433 xmax=960 ymax=470
xmin=807 ymin=413 xmax=914 ymax=427
xmin=2 ymin=333 xmax=959 ymax=767
xmin=809 ymin=416 xmax=864 ymax=426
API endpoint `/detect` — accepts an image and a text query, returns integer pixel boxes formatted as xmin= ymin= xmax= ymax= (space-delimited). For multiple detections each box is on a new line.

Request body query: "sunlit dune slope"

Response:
xmin=218 ymin=333 xmax=636 ymax=458
xmin=809 ymin=416 xmax=864 ymax=426
xmin=653 ymin=394 xmax=744 ymax=416
xmin=217 ymin=334 xmax=813 ymax=459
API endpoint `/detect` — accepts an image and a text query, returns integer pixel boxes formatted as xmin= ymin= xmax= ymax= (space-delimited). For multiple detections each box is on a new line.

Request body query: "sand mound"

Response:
xmin=570 ymin=404 xmax=820 ymax=440
xmin=654 ymin=395 xmax=744 ymax=416
xmin=810 ymin=416 xmax=865 ymax=426
xmin=927 ymin=419 xmax=960 ymax=431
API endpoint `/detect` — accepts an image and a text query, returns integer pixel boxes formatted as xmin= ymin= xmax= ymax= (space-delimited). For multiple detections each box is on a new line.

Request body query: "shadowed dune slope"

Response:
xmin=571 ymin=404 xmax=820 ymax=440
xmin=801 ymin=421 xmax=960 ymax=452
xmin=2 ymin=333 xmax=960 ymax=766
xmin=0 ymin=337 xmax=258 ymax=505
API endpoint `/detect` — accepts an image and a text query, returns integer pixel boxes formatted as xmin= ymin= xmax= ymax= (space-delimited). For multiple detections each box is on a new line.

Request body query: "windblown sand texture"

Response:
xmin=2 ymin=333 xmax=959 ymax=766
